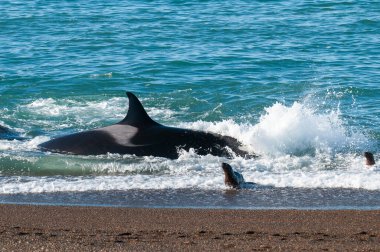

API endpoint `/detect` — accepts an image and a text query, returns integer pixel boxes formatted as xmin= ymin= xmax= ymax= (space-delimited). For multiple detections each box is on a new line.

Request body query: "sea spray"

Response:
xmin=182 ymin=101 xmax=368 ymax=157
xmin=250 ymin=102 xmax=356 ymax=156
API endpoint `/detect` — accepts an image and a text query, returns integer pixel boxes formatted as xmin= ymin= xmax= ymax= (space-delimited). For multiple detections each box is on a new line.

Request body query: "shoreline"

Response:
xmin=2 ymin=188 xmax=380 ymax=210
xmin=2 ymin=202 xmax=380 ymax=211
xmin=0 ymin=204 xmax=379 ymax=251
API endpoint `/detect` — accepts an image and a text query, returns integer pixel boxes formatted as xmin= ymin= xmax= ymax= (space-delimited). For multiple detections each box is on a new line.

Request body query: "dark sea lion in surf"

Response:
xmin=222 ymin=162 xmax=256 ymax=189
xmin=0 ymin=125 xmax=8 ymax=133
xmin=364 ymin=152 xmax=375 ymax=166
xmin=39 ymin=92 xmax=255 ymax=159
xmin=0 ymin=125 xmax=24 ymax=140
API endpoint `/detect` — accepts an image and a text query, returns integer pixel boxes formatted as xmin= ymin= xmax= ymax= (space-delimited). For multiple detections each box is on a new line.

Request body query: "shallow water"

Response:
xmin=2 ymin=188 xmax=380 ymax=210
xmin=1 ymin=0 xmax=379 ymax=209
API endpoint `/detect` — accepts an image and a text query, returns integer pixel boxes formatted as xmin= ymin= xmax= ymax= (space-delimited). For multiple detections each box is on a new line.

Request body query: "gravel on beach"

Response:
xmin=0 ymin=205 xmax=379 ymax=251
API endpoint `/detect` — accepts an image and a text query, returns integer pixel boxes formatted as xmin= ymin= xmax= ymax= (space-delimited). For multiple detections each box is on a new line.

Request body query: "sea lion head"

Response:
xmin=222 ymin=162 xmax=244 ymax=188
xmin=364 ymin=152 xmax=375 ymax=166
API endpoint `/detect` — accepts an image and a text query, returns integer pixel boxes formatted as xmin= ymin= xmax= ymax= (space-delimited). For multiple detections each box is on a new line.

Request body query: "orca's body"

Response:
xmin=39 ymin=92 xmax=255 ymax=159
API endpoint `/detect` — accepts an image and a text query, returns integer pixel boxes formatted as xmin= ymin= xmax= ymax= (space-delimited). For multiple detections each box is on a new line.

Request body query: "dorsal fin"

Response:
xmin=119 ymin=92 xmax=160 ymax=127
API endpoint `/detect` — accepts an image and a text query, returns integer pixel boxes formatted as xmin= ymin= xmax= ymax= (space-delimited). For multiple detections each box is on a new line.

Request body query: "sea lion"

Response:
xmin=0 ymin=125 xmax=24 ymax=140
xmin=222 ymin=162 xmax=256 ymax=189
xmin=364 ymin=152 xmax=375 ymax=166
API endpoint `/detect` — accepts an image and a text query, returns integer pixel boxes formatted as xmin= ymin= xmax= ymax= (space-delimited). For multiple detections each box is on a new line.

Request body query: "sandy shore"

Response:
xmin=0 ymin=205 xmax=379 ymax=251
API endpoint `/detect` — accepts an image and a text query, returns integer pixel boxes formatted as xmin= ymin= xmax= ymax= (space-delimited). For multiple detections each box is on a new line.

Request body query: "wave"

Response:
xmin=0 ymin=97 xmax=378 ymax=193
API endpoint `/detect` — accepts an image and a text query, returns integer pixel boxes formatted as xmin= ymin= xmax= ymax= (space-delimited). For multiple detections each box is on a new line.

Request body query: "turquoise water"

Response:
xmin=1 ymin=1 xmax=379 ymax=208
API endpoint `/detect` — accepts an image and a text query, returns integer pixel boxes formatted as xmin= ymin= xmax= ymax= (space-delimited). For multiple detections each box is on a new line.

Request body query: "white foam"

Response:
xmin=0 ymin=136 xmax=49 ymax=152
xmin=181 ymin=101 xmax=368 ymax=157
xmin=252 ymin=102 xmax=348 ymax=155
xmin=23 ymin=97 xmax=126 ymax=119
xmin=90 ymin=72 xmax=113 ymax=78
xmin=19 ymin=97 xmax=177 ymax=130
xmin=1 ymin=158 xmax=379 ymax=194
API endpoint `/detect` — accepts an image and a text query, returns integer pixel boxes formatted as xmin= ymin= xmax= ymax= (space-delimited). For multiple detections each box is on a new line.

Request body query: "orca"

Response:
xmin=38 ymin=92 xmax=255 ymax=159
xmin=222 ymin=162 xmax=256 ymax=189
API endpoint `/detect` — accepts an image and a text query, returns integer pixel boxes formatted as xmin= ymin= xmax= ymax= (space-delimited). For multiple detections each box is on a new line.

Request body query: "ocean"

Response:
xmin=1 ymin=1 xmax=379 ymax=209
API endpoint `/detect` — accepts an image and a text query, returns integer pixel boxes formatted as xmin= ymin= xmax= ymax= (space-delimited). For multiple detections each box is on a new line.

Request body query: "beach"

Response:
xmin=0 ymin=205 xmax=379 ymax=251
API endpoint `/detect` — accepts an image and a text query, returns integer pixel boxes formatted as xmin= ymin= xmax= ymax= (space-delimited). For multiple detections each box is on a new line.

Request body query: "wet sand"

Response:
xmin=0 ymin=205 xmax=379 ymax=251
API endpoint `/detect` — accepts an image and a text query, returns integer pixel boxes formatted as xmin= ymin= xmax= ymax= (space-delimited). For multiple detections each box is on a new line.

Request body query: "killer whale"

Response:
xmin=38 ymin=92 xmax=255 ymax=159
